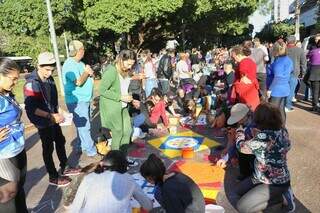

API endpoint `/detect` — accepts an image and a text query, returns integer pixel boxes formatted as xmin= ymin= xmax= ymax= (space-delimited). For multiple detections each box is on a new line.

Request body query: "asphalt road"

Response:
xmin=23 ymin=99 xmax=320 ymax=212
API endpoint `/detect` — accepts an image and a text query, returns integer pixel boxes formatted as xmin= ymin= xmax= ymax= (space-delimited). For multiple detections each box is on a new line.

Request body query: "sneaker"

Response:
xmin=127 ymin=157 xmax=139 ymax=167
xmin=282 ymin=188 xmax=296 ymax=213
xmin=139 ymin=132 xmax=147 ymax=139
xmin=62 ymin=167 xmax=82 ymax=176
xmin=292 ymin=97 xmax=297 ymax=103
xmin=285 ymin=108 xmax=294 ymax=113
xmin=49 ymin=176 xmax=71 ymax=187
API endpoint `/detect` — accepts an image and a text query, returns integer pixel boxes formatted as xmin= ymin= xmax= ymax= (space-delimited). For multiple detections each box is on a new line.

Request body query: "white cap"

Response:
xmin=38 ymin=52 xmax=56 ymax=65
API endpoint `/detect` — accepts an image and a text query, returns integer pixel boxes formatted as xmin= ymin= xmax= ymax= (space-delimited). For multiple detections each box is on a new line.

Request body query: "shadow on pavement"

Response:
xmin=28 ymin=185 xmax=62 ymax=213
xmin=25 ymin=130 xmax=40 ymax=151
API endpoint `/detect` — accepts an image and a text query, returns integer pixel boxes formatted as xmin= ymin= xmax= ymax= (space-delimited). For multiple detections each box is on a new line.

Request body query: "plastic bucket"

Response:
xmin=205 ymin=204 xmax=225 ymax=213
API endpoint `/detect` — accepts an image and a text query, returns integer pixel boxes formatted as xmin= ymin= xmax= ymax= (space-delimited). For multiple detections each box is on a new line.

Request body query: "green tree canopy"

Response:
xmin=0 ymin=0 xmax=263 ymax=58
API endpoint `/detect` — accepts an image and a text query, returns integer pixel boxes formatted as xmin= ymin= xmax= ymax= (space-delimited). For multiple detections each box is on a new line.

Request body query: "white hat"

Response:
xmin=227 ymin=103 xmax=250 ymax=125
xmin=38 ymin=52 xmax=56 ymax=65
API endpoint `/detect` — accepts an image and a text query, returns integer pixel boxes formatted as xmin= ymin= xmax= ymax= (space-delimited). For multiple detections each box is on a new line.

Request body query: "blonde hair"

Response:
xmin=272 ymin=41 xmax=287 ymax=57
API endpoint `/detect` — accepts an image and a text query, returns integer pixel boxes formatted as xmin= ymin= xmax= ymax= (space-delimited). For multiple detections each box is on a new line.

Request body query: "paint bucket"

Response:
xmin=132 ymin=207 xmax=141 ymax=213
xmin=181 ymin=147 xmax=194 ymax=159
xmin=205 ymin=204 xmax=225 ymax=213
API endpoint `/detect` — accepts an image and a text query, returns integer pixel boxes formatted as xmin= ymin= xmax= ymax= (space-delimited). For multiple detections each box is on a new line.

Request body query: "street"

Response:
xmin=22 ymin=97 xmax=320 ymax=213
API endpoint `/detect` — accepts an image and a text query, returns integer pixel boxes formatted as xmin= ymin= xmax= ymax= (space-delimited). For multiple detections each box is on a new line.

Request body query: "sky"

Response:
xmin=249 ymin=9 xmax=272 ymax=36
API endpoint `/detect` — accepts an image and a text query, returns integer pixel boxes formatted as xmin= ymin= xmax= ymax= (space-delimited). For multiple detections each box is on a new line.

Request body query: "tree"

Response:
xmin=256 ymin=21 xmax=295 ymax=42
xmin=0 ymin=0 xmax=263 ymax=58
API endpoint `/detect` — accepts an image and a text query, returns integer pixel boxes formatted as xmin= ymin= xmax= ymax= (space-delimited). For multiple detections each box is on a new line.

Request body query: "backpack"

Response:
xmin=157 ymin=54 xmax=173 ymax=79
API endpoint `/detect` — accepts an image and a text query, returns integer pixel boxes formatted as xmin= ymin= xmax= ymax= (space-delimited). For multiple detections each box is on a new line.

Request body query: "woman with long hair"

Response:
xmin=99 ymin=50 xmax=136 ymax=154
xmin=232 ymin=103 xmax=294 ymax=213
xmin=141 ymin=50 xmax=157 ymax=97
xmin=306 ymin=40 xmax=320 ymax=112
xmin=0 ymin=59 xmax=27 ymax=212
xmin=267 ymin=41 xmax=293 ymax=123
xmin=231 ymin=45 xmax=260 ymax=110
xmin=71 ymin=150 xmax=153 ymax=212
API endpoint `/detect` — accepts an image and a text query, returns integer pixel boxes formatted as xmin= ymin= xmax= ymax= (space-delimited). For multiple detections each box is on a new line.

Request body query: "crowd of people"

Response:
xmin=0 ymin=33 xmax=319 ymax=213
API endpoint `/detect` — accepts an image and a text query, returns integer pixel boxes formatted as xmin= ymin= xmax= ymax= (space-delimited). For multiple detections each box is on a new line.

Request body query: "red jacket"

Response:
xmin=232 ymin=58 xmax=260 ymax=110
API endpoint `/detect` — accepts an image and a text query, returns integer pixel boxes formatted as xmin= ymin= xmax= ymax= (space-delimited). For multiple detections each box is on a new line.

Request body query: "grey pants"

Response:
xmin=230 ymin=177 xmax=289 ymax=213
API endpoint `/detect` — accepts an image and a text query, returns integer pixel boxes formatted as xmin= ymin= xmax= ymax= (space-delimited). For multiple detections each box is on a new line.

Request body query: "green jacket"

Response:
xmin=99 ymin=65 xmax=122 ymax=129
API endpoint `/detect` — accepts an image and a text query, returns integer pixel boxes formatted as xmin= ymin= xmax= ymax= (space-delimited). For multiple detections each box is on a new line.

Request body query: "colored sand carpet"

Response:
xmin=169 ymin=160 xmax=225 ymax=203
xmin=148 ymin=130 xmax=219 ymax=158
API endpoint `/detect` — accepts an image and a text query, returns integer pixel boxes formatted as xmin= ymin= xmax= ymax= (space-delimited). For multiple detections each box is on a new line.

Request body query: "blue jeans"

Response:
xmin=133 ymin=114 xmax=146 ymax=128
xmin=270 ymin=96 xmax=286 ymax=124
xmin=286 ymin=75 xmax=298 ymax=109
xmin=304 ymin=85 xmax=312 ymax=100
xmin=67 ymin=102 xmax=97 ymax=156
xmin=145 ymin=78 xmax=158 ymax=97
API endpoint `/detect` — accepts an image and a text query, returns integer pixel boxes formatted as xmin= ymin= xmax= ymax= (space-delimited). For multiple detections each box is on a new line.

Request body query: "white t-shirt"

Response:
xmin=118 ymin=73 xmax=131 ymax=108
xmin=176 ymin=60 xmax=191 ymax=79
xmin=144 ymin=61 xmax=156 ymax=79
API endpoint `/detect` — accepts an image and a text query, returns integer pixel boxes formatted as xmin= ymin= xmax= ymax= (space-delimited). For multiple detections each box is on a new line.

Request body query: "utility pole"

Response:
xmin=63 ymin=31 xmax=69 ymax=58
xmin=295 ymin=0 xmax=300 ymax=41
xmin=45 ymin=0 xmax=64 ymax=96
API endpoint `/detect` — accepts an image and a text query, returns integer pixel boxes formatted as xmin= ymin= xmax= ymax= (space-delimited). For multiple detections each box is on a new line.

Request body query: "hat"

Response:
xmin=69 ymin=40 xmax=84 ymax=56
xmin=286 ymin=35 xmax=296 ymax=44
xmin=38 ymin=52 xmax=56 ymax=65
xmin=227 ymin=103 xmax=250 ymax=125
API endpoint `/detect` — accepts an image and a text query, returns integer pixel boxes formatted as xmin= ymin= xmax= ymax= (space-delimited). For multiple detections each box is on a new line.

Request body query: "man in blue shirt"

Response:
xmin=62 ymin=40 xmax=97 ymax=157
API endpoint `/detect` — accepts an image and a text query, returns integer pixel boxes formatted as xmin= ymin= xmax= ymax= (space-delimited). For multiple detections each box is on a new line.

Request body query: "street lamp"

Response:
xmin=45 ymin=0 xmax=65 ymax=96
xmin=295 ymin=0 xmax=300 ymax=41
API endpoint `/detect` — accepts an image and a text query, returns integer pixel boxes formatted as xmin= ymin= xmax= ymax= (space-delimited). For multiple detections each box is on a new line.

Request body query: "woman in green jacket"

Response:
xmin=99 ymin=50 xmax=136 ymax=153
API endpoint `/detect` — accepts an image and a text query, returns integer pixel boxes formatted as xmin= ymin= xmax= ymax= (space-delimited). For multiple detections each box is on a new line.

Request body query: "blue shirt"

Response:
xmin=62 ymin=58 xmax=94 ymax=103
xmin=0 ymin=94 xmax=24 ymax=159
xmin=267 ymin=56 xmax=293 ymax=97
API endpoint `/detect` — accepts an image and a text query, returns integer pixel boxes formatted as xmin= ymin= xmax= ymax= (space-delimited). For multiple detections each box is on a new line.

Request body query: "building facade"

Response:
xmin=272 ymin=0 xmax=296 ymax=22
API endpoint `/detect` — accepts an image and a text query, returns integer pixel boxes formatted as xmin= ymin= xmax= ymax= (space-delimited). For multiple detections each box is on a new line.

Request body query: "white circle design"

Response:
xmin=165 ymin=137 xmax=198 ymax=149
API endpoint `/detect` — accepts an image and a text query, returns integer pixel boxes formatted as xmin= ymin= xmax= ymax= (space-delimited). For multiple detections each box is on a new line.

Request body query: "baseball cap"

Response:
xmin=227 ymin=103 xmax=250 ymax=125
xmin=38 ymin=52 xmax=56 ymax=66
